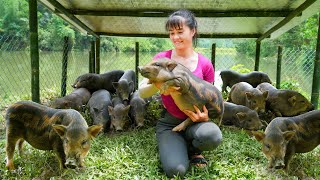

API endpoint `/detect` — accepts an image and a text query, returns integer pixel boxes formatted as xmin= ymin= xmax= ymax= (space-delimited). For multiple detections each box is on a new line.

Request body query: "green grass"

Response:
xmin=1 ymin=115 xmax=319 ymax=179
xmin=0 ymin=49 xmax=319 ymax=179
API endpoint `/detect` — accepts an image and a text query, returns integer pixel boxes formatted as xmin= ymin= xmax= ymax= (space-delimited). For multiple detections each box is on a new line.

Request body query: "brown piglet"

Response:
xmin=252 ymin=110 xmax=320 ymax=171
xmin=50 ymin=87 xmax=91 ymax=110
xmin=138 ymin=58 xmax=224 ymax=131
xmin=5 ymin=101 xmax=102 ymax=171
xmin=228 ymin=82 xmax=268 ymax=114
xmin=220 ymin=70 xmax=272 ymax=93
xmin=257 ymin=82 xmax=314 ymax=117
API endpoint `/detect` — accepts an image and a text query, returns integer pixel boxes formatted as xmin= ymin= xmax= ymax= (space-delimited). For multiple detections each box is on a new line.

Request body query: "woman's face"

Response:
xmin=169 ymin=22 xmax=195 ymax=50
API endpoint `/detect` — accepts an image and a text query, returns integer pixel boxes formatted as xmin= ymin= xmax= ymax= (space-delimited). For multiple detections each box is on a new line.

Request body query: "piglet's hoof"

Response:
xmin=172 ymin=124 xmax=185 ymax=132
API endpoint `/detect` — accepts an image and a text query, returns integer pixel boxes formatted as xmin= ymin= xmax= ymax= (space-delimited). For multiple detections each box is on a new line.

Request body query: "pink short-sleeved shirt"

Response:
xmin=153 ymin=50 xmax=215 ymax=119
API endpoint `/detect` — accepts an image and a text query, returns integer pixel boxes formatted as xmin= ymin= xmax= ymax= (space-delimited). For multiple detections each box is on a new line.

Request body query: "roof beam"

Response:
xmin=257 ymin=0 xmax=317 ymax=42
xmin=62 ymin=9 xmax=297 ymax=17
xmin=46 ymin=0 xmax=99 ymax=38
xmin=96 ymin=32 xmax=266 ymax=39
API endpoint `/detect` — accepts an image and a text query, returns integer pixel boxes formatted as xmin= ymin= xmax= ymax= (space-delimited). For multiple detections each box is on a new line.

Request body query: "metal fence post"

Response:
xmin=29 ymin=0 xmax=40 ymax=103
xmin=135 ymin=42 xmax=139 ymax=89
xmin=276 ymin=46 xmax=283 ymax=89
xmin=92 ymin=40 xmax=96 ymax=73
xmin=211 ymin=43 xmax=216 ymax=85
xmin=61 ymin=36 xmax=70 ymax=97
xmin=255 ymin=41 xmax=261 ymax=71
xmin=311 ymin=15 xmax=320 ymax=109
xmin=95 ymin=37 xmax=100 ymax=74
xmin=89 ymin=51 xmax=92 ymax=73
xmin=89 ymin=40 xmax=95 ymax=73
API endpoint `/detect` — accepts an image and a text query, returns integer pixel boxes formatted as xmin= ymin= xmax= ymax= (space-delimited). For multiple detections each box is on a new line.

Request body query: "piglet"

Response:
xmin=257 ymin=82 xmax=314 ymax=117
xmin=88 ymin=89 xmax=112 ymax=133
xmin=5 ymin=101 xmax=102 ymax=170
xmin=129 ymin=90 xmax=147 ymax=128
xmin=220 ymin=70 xmax=272 ymax=93
xmin=112 ymin=70 xmax=136 ymax=104
xmin=222 ymin=102 xmax=264 ymax=130
xmin=108 ymin=97 xmax=131 ymax=131
xmin=228 ymin=82 xmax=268 ymax=114
xmin=252 ymin=110 xmax=320 ymax=171
xmin=50 ymin=88 xmax=91 ymax=110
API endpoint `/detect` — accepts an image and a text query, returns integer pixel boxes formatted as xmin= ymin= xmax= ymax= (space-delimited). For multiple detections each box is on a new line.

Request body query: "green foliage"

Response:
xmin=39 ymin=13 xmax=75 ymax=51
xmin=234 ymin=14 xmax=318 ymax=57
xmin=234 ymin=39 xmax=278 ymax=58
xmin=144 ymin=95 xmax=164 ymax=126
xmin=279 ymin=80 xmax=310 ymax=101
xmin=279 ymin=80 xmax=301 ymax=91
xmin=299 ymin=14 xmax=318 ymax=48
xmin=0 ymin=18 xmax=3 ymax=32
xmin=234 ymin=39 xmax=256 ymax=57
xmin=99 ymin=37 xmax=173 ymax=52
xmin=1 ymin=0 xmax=29 ymax=38
xmin=222 ymin=91 xmax=228 ymax=100
xmin=230 ymin=64 xmax=251 ymax=74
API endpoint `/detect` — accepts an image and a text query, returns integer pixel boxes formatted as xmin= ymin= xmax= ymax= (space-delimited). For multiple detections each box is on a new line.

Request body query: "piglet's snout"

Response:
xmin=274 ymin=159 xmax=285 ymax=169
xmin=65 ymin=158 xmax=77 ymax=169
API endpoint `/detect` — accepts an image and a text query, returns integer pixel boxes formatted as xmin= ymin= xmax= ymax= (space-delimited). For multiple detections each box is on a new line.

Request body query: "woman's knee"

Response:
xmin=205 ymin=129 xmax=222 ymax=149
xmin=193 ymin=122 xmax=223 ymax=150
xmin=163 ymin=163 xmax=188 ymax=178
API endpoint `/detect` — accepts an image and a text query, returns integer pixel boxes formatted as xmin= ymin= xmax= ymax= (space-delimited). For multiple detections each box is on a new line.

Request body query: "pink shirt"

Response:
xmin=153 ymin=50 xmax=215 ymax=119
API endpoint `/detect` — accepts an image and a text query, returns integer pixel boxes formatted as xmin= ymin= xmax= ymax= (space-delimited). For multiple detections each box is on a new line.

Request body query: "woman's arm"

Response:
xmin=138 ymin=78 xmax=159 ymax=98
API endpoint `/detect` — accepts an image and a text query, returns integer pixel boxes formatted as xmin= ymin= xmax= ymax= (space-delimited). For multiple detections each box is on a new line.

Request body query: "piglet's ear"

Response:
xmin=108 ymin=106 xmax=114 ymax=114
xmin=63 ymin=101 xmax=71 ymax=107
xmin=112 ymin=82 xmax=119 ymax=89
xmin=288 ymin=96 xmax=296 ymax=106
xmin=52 ymin=124 xmax=67 ymax=138
xmin=252 ymin=131 xmax=265 ymax=142
xmin=283 ymin=130 xmax=296 ymax=141
xmin=166 ymin=61 xmax=177 ymax=72
xmin=245 ymin=92 xmax=253 ymax=100
xmin=124 ymin=105 xmax=131 ymax=113
xmin=88 ymin=124 xmax=103 ymax=138
xmin=236 ymin=112 xmax=246 ymax=121
xmin=263 ymin=91 xmax=268 ymax=99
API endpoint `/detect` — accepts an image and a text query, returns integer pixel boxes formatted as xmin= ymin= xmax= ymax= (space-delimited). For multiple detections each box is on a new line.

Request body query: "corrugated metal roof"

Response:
xmin=39 ymin=0 xmax=320 ymax=40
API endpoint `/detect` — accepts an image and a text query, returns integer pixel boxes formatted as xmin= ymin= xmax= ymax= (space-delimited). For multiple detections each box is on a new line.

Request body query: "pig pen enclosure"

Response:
xmin=0 ymin=0 xmax=320 ymax=179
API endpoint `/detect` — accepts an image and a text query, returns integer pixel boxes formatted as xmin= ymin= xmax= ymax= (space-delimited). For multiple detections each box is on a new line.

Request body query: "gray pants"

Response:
xmin=156 ymin=111 xmax=222 ymax=178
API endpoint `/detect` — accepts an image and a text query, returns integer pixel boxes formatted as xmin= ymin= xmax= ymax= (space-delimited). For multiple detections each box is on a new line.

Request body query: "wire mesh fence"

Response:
xmin=0 ymin=35 xmax=31 ymax=106
xmin=259 ymin=47 xmax=315 ymax=98
xmin=0 ymin=34 xmax=317 ymax=111
xmin=0 ymin=35 xmax=89 ymax=109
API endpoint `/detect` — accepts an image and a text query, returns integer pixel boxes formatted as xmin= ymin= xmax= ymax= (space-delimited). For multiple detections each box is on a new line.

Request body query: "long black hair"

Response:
xmin=165 ymin=9 xmax=198 ymax=47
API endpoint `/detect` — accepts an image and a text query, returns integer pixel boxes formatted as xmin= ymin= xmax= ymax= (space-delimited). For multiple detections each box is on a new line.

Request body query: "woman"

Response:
xmin=139 ymin=9 xmax=222 ymax=178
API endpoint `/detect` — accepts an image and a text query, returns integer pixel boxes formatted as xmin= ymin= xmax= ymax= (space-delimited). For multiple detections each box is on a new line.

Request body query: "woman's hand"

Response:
xmin=183 ymin=105 xmax=209 ymax=123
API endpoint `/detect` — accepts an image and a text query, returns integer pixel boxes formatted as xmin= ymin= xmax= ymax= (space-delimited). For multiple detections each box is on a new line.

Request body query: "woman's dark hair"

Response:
xmin=165 ymin=9 xmax=198 ymax=47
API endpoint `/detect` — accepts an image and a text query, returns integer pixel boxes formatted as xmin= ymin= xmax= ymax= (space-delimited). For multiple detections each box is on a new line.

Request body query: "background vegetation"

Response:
xmin=0 ymin=0 xmax=318 ymax=53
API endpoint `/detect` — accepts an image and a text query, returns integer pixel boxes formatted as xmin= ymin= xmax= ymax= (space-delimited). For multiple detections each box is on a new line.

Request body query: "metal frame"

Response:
xmin=61 ymin=9 xmax=297 ymax=17
xmin=30 ymin=0 xmax=319 ymax=108
xmin=95 ymin=32 xmax=266 ymax=39
xmin=257 ymin=0 xmax=317 ymax=42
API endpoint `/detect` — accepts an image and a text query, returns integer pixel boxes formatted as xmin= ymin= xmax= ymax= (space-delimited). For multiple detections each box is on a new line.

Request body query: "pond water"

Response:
xmin=0 ymin=50 xmax=315 ymax=107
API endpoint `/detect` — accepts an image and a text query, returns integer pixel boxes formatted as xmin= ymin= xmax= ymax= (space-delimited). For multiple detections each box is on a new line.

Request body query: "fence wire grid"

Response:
xmin=0 ymin=34 xmax=317 ymax=112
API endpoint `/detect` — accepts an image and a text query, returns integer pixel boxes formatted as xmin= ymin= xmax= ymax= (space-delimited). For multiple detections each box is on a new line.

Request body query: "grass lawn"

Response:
xmin=0 ymin=93 xmax=319 ymax=179
xmin=1 ymin=120 xmax=319 ymax=179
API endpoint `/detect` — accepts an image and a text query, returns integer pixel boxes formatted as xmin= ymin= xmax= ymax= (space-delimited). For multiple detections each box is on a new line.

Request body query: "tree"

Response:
xmin=234 ymin=14 xmax=319 ymax=57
